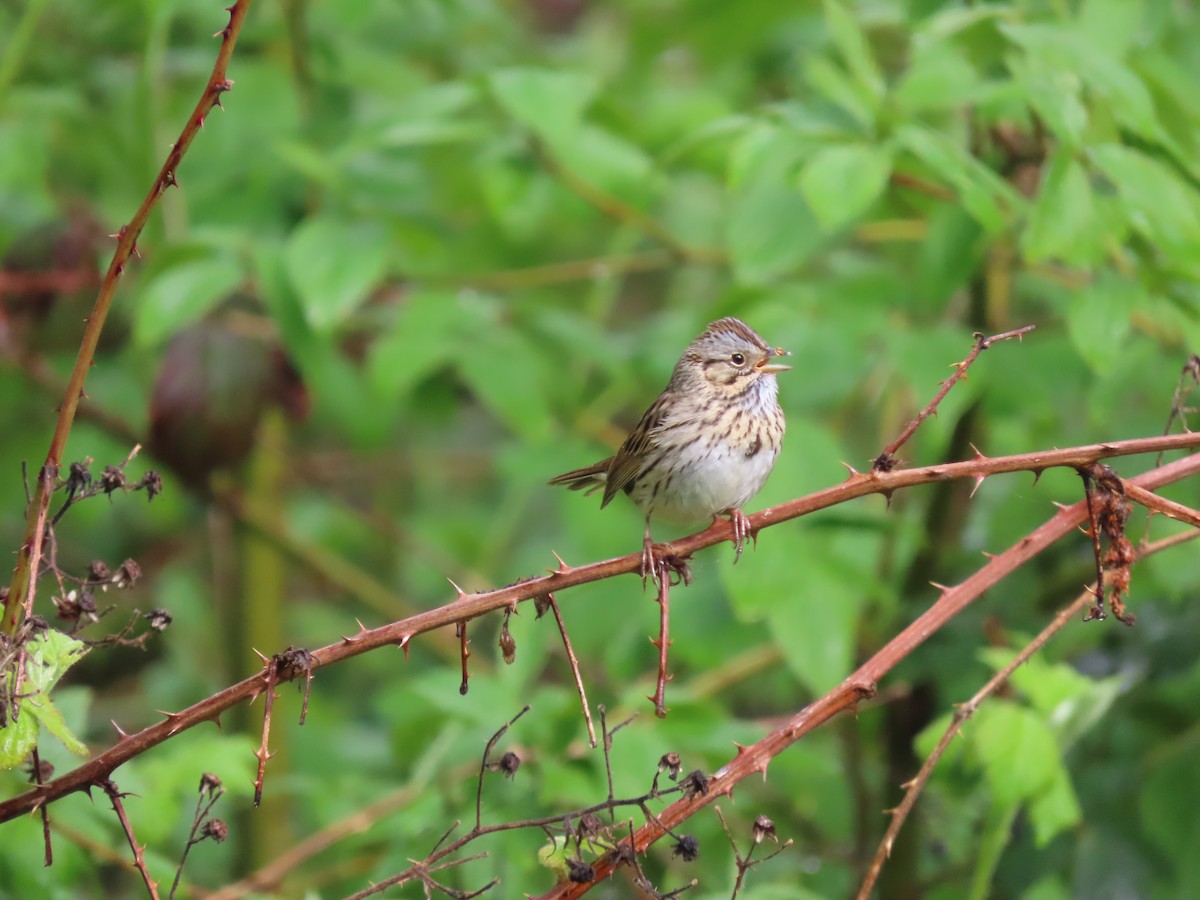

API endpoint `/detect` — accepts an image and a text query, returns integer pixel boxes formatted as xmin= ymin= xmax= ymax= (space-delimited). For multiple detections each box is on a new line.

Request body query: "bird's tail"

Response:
xmin=547 ymin=460 xmax=609 ymax=495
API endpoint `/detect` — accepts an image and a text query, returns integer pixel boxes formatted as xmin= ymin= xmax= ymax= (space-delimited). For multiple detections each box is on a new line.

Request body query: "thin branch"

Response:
xmin=100 ymin=779 xmax=160 ymax=900
xmin=532 ymin=450 xmax=1200 ymax=898
xmin=4 ymin=436 xmax=1200 ymax=823
xmin=475 ymin=706 xmax=530 ymax=831
xmin=2 ymin=0 xmax=252 ymax=637
xmin=873 ymin=326 xmax=1035 ymax=472
xmin=545 ymin=593 xmax=597 ymax=748
xmin=852 ymin=529 xmax=1199 ymax=900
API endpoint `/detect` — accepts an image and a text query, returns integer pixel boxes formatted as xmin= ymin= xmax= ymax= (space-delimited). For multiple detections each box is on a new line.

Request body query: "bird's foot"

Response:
xmin=641 ymin=534 xmax=692 ymax=589
xmin=723 ymin=508 xmax=756 ymax=564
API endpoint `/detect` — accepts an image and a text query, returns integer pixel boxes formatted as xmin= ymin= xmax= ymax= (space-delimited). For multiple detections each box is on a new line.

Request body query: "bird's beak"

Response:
xmin=757 ymin=347 xmax=791 ymax=374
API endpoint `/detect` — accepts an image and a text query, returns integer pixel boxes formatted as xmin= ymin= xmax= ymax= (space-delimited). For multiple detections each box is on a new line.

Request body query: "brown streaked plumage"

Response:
xmin=549 ymin=317 xmax=789 ymax=576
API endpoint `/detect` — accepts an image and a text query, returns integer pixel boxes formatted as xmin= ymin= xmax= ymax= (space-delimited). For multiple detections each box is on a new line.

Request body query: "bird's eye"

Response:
xmin=730 ymin=353 xmax=746 ymax=366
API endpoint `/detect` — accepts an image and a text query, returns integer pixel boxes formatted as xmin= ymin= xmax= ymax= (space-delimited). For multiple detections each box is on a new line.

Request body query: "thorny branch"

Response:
xmin=100 ymin=778 xmax=160 ymax=900
xmin=3 ymin=434 xmax=1200 ymax=824
xmin=852 ymin=530 xmax=1199 ymax=900
xmin=2 ymin=0 xmax=251 ymax=639
xmin=535 ymin=451 xmax=1200 ymax=898
xmin=873 ymin=326 xmax=1035 ymax=473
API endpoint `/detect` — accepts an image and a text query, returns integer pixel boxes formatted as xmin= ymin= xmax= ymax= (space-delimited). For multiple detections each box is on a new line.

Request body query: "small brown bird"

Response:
xmin=549 ymin=317 xmax=789 ymax=574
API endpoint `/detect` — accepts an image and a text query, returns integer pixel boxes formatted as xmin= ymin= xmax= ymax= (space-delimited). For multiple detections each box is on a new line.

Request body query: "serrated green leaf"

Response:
xmin=1066 ymin=275 xmax=1138 ymax=372
xmin=1028 ymin=765 xmax=1082 ymax=846
xmin=797 ymin=142 xmax=893 ymax=232
xmin=0 ymin=706 xmax=38 ymax=769
xmin=1089 ymin=144 xmax=1200 ymax=256
xmin=723 ymin=529 xmax=868 ymax=694
xmin=896 ymin=125 xmax=1021 ymax=233
xmin=726 ymin=181 xmax=823 ymax=285
xmin=1002 ymin=23 xmax=1166 ymax=146
xmin=894 ymin=44 xmax=981 ymax=112
xmin=456 ymin=325 xmax=553 ymax=442
xmin=134 ymin=257 xmax=242 ymax=346
xmin=1022 ymin=151 xmax=1102 ymax=266
xmin=285 ymin=215 xmax=390 ymax=333
xmin=25 ymin=631 xmax=87 ymax=693
xmin=551 ymin=124 xmax=655 ymax=201
xmin=822 ymin=0 xmax=884 ymax=118
xmin=973 ymin=702 xmax=1062 ymax=806
xmin=367 ymin=290 xmax=463 ymax=405
xmin=25 ymin=693 xmax=87 ymax=756
xmin=489 ymin=67 xmax=597 ymax=146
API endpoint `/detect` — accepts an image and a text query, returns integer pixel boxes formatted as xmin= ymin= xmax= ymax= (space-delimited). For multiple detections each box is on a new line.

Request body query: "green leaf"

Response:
xmin=455 ymin=318 xmax=553 ymax=442
xmin=488 ymin=67 xmax=598 ymax=146
xmin=723 ymin=529 xmax=868 ymax=695
xmin=1021 ymin=151 xmax=1102 ymax=266
xmin=822 ymin=0 xmax=884 ymax=119
xmin=972 ymin=702 xmax=1064 ymax=806
xmin=26 ymin=692 xmax=87 ymax=756
xmin=1027 ymin=765 xmax=1082 ymax=846
xmin=1002 ymin=23 xmax=1167 ymax=146
xmin=1089 ymin=144 xmax=1200 ymax=256
xmin=894 ymin=44 xmax=982 ymax=112
xmin=804 ymin=56 xmax=874 ymax=129
xmin=367 ymin=290 xmax=463 ymax=405
xmin=134 ymin=257 xmax=243 ymax=346
xmin=1066 ymin=274 xmax=1139 ymax=372
xmin=1077 ymin=0 xmax=1145 ymax=59
xmin=551 ymin=124 xmax=655 ymax=202
xmin=476 ymin=156 xmax=555 ymax=240
xmin=0 ymin=708 xmax=37 ymax=769
xmin=727 ymin=181 xmax=823 ymax=285
xmin=25 ymin=630 xmax=87 ymax=693
xmin=896 ymin=125 xmax=1021 ymax=233
xmin=797 ymin=142 xmax=893 ymax=232
xmin=284 ymin=215 xmax=390 ymax=333
xmin=0 ymin=633 xmax=89 ymax=767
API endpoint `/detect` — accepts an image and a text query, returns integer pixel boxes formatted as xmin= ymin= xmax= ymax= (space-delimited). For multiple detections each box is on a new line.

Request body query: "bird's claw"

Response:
xmin=725 ymin=508 xmax=755 ymax=564
xmin=641 ymin=535 xmax=691 ymax=588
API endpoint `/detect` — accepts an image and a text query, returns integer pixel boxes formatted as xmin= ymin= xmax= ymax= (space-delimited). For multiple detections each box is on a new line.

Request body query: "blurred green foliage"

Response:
xmin=2 ymin=0 xmax=1200 ymax=897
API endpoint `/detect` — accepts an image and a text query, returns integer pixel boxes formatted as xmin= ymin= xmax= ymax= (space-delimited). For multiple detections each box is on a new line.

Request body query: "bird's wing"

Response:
xmin=601 ymin=395 xmax=670 ymax=508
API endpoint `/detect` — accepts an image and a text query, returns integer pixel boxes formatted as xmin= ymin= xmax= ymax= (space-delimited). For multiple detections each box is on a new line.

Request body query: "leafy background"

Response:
xmin=2 ymin=0 xmax=1200 ymax=897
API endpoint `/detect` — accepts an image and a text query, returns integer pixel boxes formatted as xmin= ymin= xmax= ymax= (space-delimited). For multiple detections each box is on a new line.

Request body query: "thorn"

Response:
xmin=969 ymin=474 xmax=986 ymax=498
xmin=1051 ymin=501 xmax=1074 ymax=511
xmin=930 ymin=581 xmax=951 ymax=592
xmin=969 ymin=442 xmax=987 ymax=459
xmin=251 ymin=647 xmax=270 ymax=665
xmin=981 ymin=550 xmax=996 ymax=559
xmin=398 ymin=634 xmax=411 ymax=660
xmin=355 ymin=617 xmax=368 ymax=633
xmin=112 ymin=721 xmax=128 ymax=739
xmin=882 ymin=490 xmax=894 ymax=510
xmin=1031 ymin=468 xmax=1044 ymax=485
xmin=551 ymin=550 xmax=572 ymax=573
xmin=840 ymin=460 xmax=860 ymax=477
xmin=254 ymin=748 xmax=275 ymax=763
xmin=732 ymin=741 xmax=749 ymax=757
xmin=447 ymin=578 xmax=467 ymax=599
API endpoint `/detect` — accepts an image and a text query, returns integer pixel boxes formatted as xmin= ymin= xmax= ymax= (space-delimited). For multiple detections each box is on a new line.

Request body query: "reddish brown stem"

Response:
xmin=547 ymin=595 xmax=597 ymax=748
xmin=873 ymin=326 xmax=1035 ymax=472
xmin=253 ymin=662 xmax=277 ymax=808
xmin=2 ymin=436 xmax=1200 ymax=824
xmin=853 ymin=529 xmax=1198 ymax=900
xmin=2 ymin=1 xmax=253 ymax=637
xmin=534 ymin=450 xmax=1200 ymax=897
xmin=100 ymin=779 xmax=160 ymax=899
xmin=648 ymin=565 xmax=672 ymax=718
